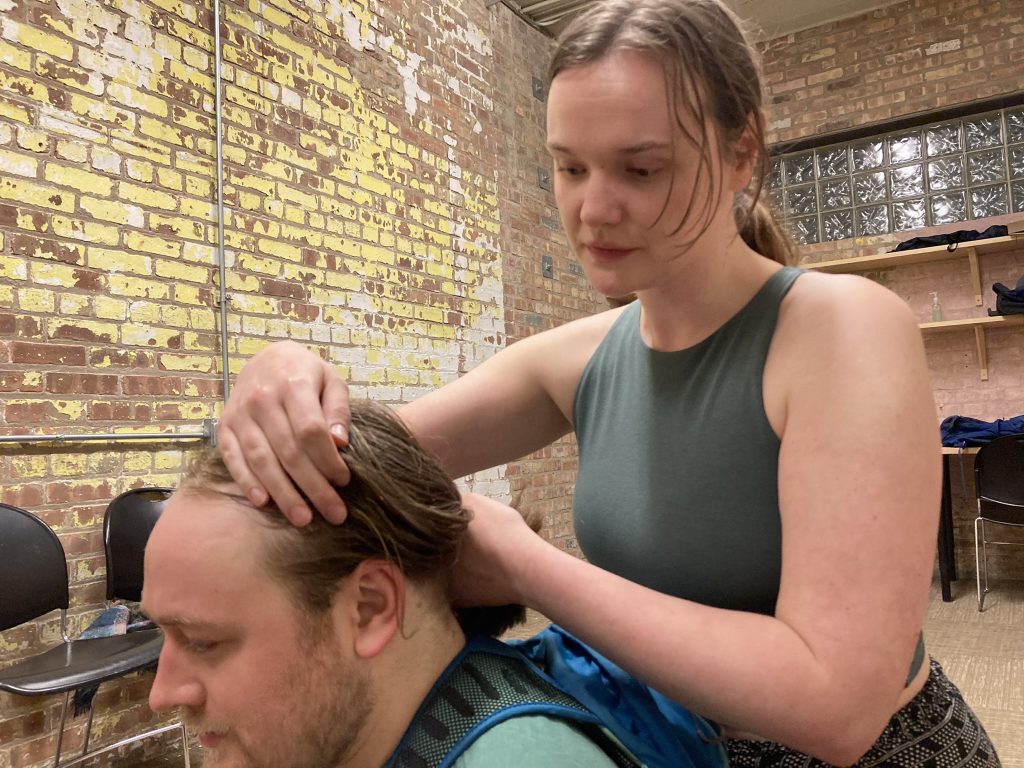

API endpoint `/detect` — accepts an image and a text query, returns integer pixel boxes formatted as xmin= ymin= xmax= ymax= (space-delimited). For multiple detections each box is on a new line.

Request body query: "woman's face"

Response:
xmin=546 ymin=49 xmax=748 ymax=298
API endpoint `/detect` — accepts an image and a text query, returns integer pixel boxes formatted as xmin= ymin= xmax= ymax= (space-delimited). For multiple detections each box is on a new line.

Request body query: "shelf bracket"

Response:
xmin=974 ymin=325 xmax=988 ymax=381
xmin=967 ymin=248 xmax=982 ymax=306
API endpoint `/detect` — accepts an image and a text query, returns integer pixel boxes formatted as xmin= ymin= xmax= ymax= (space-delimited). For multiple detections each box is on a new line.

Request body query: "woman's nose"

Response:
xmin=579 ymin=176 xmax=623 ymax=227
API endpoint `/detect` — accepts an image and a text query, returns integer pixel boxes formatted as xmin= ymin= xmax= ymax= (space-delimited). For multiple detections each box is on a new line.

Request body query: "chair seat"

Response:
xmin=0 ymin=629 xmax=163 ymax=695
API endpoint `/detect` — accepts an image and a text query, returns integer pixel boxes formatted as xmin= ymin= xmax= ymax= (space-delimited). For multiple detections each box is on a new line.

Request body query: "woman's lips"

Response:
xmin=587 ymin=244 xmax=632 ymax=261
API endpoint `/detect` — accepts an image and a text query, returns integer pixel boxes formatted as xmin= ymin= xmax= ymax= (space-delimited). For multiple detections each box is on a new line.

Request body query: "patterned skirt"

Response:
xmin=726 ymin=658 xmax=1000 ymax=767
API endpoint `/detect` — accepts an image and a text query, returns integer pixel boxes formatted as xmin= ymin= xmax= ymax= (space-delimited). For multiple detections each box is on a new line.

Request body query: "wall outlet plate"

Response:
xmin=532 ymin=76 xmax=545 ymax=101
xmin=537 ymin=167 xmax=551 ymax=190
xmin=542 ymin=254 xmax=553 ymax=278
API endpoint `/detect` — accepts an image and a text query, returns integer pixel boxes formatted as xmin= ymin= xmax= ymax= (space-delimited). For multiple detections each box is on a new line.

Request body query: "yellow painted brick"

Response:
xmin=59 ymin=294 xmax=90 ymax=314
xmin=51 ymin=216 xmax=120 ymax=246
xmin=12 ymin=455 xmax=48 ymax=479
xmin=162 ymin=304 xmax=189 ymax=327
xmin=182 ymin=242 xmax=216 ymax=263
xmin=139 ymin=115 xmax=187 ymax=147
xmin=94 ymin=295 xmax=127 ymax=320
xmin=231 ymin=294 xmax=277 ymax=314
xmin=278 ymin=184 xmax=318 ymax=210
xmin=0 ymin=285 xmax=13 ymax=305
xmin=180 ymin=331 xmax=214 ymax=350
xmin=129 ymin=301 xmax=161 ymax=323
xmin=235 ymin=252 xmax=280 ymax=275
xmin=0 ymin=257 xmax=26 ymax=280
xmin=46 ymin=317 xmax=119 ymax=342
xmin=54 ymin=400 xmax=87 ymax=419
xmin=154 ymin=259 xmax=208 ymax=283
xmin=108 ymin=274 xmax=170 ymax=299
xmin=225 ymin=272 xmax=259 ymax=291
xmin=52 ymin=455 xmax=87 ymax=476
xmin=173 ymin=284 xmax=204 ymax=306
xmin=184 ymin=175 xmax=212 ymax=198
xmin=283 ymin=205 xmax=306 ymax=225
xmin=123 ymin=453 xmax=153 ymax=472
xmin=107 ymin=82 xmax=169 ymax=118
xmin=30 ymin=261 xmax=78 ymax=285
xmin=154 ymin=451 xmax=185 ymax=471
xmin=118 ymin=182 xmax=177 ymax=211
xmin=0 ymin=39 xmax=33 ymax=72
xmin=124 ymin=231 xmax=181 ymax=258
xmin=180 ymin=198 xmax=216 ymax=219
xmin=0 ymin=176 xmax=74 ymax=212
xmin=157 ymin=168 xmax=183 ymax=191
xmin=257 ymin=238 xmax=302 ymax=262
xmin=326 ymin=272 xmax=361 ymax=292
xmin=159 ymin=354 xmax=213 ymax=372
xmin=189 ymin=307 xmax=215 ymax=330
xmin=0 ymin=147 xmax=38 ymax=177
xmin=19 ymin=288 xmax=56 ymax=313
xmin=88 ymin=247 xmax=152 ymax=276
xmin=81 ymin=197 xmax=145 ymax=227
xmin=44 ymin=163 xmax=113 ymax=196
xmin=7 ymin=19 xmax=73 ymax=61
xmin=125 ymin=158 xmax=154 ymax=182
xmin=109 ymin=135 xmax=172 ymax=166
xmin=122 ymin=324 xmax=181 ymax=347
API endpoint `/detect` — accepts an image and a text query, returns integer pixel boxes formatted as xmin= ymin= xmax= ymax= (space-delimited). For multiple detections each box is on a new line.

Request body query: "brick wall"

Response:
xmin=762 ymin=0 xmax=1024 ymax=591
xmin=0 ymin=1 xmax=603 ymax=764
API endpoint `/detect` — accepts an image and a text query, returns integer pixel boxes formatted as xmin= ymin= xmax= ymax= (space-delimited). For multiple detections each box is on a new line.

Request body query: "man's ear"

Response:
xmin=343 ymin=559 xmax=404 ymax=659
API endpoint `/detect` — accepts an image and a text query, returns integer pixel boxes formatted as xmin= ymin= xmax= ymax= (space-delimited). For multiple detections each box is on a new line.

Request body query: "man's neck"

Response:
xmin=340 ymin=613 xmax=467 ymax=768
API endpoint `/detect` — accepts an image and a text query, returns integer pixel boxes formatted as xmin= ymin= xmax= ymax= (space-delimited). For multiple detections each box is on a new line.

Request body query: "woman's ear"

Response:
xmin=341 ymin=559 xmax=404 ymax=659
xmin=729 ymin=111 xmax=765 ymax=192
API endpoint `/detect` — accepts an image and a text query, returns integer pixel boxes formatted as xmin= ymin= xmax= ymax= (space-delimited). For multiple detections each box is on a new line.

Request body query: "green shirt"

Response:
xmin=455 ymin=715 xmax=620 ymax=767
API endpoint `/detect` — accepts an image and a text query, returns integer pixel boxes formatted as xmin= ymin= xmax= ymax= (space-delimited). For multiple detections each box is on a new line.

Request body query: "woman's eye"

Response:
xmin=629 ymin=167 xmax=656 ymax=178
xmin=556 ymin=165 xmax=583 ymax=176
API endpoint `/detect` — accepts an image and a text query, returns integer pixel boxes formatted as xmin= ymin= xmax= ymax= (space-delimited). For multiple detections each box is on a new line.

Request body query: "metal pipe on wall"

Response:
xmin=0 ymin=428 xmax=211 ymax=445
xmin=213 ymin=0 xmax=231 ymax=402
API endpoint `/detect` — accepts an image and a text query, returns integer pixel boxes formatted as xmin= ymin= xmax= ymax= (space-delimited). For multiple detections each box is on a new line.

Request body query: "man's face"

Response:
xmin=143 ymin=490 xmax=373 ymax=768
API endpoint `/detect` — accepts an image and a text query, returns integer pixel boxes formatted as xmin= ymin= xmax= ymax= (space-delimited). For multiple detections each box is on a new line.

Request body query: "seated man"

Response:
xmin=142 ymin=399 xmax=634 ymax=768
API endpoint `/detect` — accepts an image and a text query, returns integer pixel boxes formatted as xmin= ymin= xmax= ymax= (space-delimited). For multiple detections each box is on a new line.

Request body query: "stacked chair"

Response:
xmin=0 ymin=488 xmax=190 ymax=767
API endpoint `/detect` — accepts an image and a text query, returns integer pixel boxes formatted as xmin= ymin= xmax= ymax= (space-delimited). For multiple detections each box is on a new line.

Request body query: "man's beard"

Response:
xmin=182 ymin=640 xmax=375 ymax=768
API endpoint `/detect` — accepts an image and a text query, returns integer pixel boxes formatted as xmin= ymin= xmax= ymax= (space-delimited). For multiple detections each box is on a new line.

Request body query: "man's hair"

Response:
xmin=179 ymin=399 xmax=526 ymax=637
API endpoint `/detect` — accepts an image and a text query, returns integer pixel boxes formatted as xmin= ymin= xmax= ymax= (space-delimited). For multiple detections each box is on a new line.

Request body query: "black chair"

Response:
xmin=974 ymin=434 xmax=1024 ymax=611
xmin=104 ymin=487 xmax=172 ymax=604
xmin=0 ymin=499 xmax=188 ymax=767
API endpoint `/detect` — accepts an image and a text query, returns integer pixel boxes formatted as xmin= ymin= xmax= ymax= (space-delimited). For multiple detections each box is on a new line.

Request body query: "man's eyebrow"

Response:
xmin=139 ymin=606 xmax=230 ymax=630
xmin=546 ymin=141 xmax=672 ymax=155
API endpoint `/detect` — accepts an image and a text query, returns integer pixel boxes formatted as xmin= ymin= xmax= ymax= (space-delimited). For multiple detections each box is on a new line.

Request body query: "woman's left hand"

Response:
xmin=451 ymin=492 xmax=549 ymax=608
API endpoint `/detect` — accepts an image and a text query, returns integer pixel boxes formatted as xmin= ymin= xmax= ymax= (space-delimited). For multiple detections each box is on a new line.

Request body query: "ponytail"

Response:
xmin=735 ymin=192 xmax=795 ymax=267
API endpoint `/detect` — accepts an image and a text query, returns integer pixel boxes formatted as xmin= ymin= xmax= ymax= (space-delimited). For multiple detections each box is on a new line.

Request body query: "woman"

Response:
xmin=217 ymin=1 xmax=998 ymax=764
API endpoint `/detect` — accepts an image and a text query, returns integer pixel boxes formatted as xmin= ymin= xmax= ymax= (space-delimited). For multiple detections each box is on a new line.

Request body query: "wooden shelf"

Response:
xmin=920 ymin=314 xmax=1024 ymax=381
xmin=803 ymin=234 xmax=1023 ymax=306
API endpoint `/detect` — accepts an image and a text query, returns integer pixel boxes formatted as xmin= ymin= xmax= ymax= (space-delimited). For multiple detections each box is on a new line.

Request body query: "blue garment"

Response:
xmin=511 ymin=626 xmax=727 ymax=768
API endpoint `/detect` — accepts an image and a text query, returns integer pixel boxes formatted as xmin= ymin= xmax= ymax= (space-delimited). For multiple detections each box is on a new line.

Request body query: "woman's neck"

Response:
xmin=636 ymin=238 xmax=779 ymax=352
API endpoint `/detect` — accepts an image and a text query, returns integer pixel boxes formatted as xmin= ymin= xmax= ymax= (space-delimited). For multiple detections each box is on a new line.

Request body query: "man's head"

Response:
xmin=143 ymin=400 xmax=522 ymax=768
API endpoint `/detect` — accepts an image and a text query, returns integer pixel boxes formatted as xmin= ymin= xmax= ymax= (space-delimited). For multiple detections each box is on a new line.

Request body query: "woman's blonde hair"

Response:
xmin=550 ymin=0 xmax=794 ymax=265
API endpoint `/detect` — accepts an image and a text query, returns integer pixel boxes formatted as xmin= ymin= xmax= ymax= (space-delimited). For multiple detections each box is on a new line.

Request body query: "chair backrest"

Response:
xmin=0 ymin=503 xmax=69 ymax=631
xmin=975 ymin=434 xmax=1024 ymax=525
xmin=103 ymin=487 xmax=172 ymax=602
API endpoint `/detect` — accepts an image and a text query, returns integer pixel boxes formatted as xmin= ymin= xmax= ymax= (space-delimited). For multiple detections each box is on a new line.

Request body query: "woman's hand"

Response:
xmin=451 ymin=492 xmax=550 ymax=607
xmin=217 ymin=341 xmax=352 ymax=525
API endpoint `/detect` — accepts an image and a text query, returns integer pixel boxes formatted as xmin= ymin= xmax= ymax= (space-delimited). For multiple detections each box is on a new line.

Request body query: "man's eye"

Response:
xmin=556 ymin=165 xmax=583 ymax=176
xmin=186 ymin=639 xmax=220 ymax=654
xmin=629 ymin=167 xmax=656 ymax=178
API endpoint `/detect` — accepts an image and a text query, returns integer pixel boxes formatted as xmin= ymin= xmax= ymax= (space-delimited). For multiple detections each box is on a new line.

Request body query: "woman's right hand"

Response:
xmin=217 ymin=341 xmax=352 ymax=525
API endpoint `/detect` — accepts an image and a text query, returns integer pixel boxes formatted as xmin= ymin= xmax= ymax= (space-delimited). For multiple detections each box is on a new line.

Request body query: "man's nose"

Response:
xmin=148 ymin=644 xmax=204 ymax=713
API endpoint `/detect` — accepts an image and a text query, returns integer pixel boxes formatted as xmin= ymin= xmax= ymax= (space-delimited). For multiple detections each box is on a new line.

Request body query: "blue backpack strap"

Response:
xmin=385 ymin=636 xmax=640 ymax=768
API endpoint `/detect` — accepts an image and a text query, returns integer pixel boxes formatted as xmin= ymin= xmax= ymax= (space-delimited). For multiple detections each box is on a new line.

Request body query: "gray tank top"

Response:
xmin=572 ymin=265 xmax=926 ymax=683
xmin=572 ymin=267 xmax=802 ymax=615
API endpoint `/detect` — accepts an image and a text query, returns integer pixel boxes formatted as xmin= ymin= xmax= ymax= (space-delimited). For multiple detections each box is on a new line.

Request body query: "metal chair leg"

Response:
xmin=181 ymin=722 xmax=191 ymax=767
xmin=975 ymin=517 xmax=991 ymax=611
xmin=53 ymin=691 xmax=70 ymax=768
xmin=81 ymin=705 xmax=96 ymax=757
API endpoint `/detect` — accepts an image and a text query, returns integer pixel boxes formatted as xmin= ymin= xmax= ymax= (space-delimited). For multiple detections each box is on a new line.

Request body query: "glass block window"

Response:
xmin=770 ymin=107 xmax=1024 ymax=243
